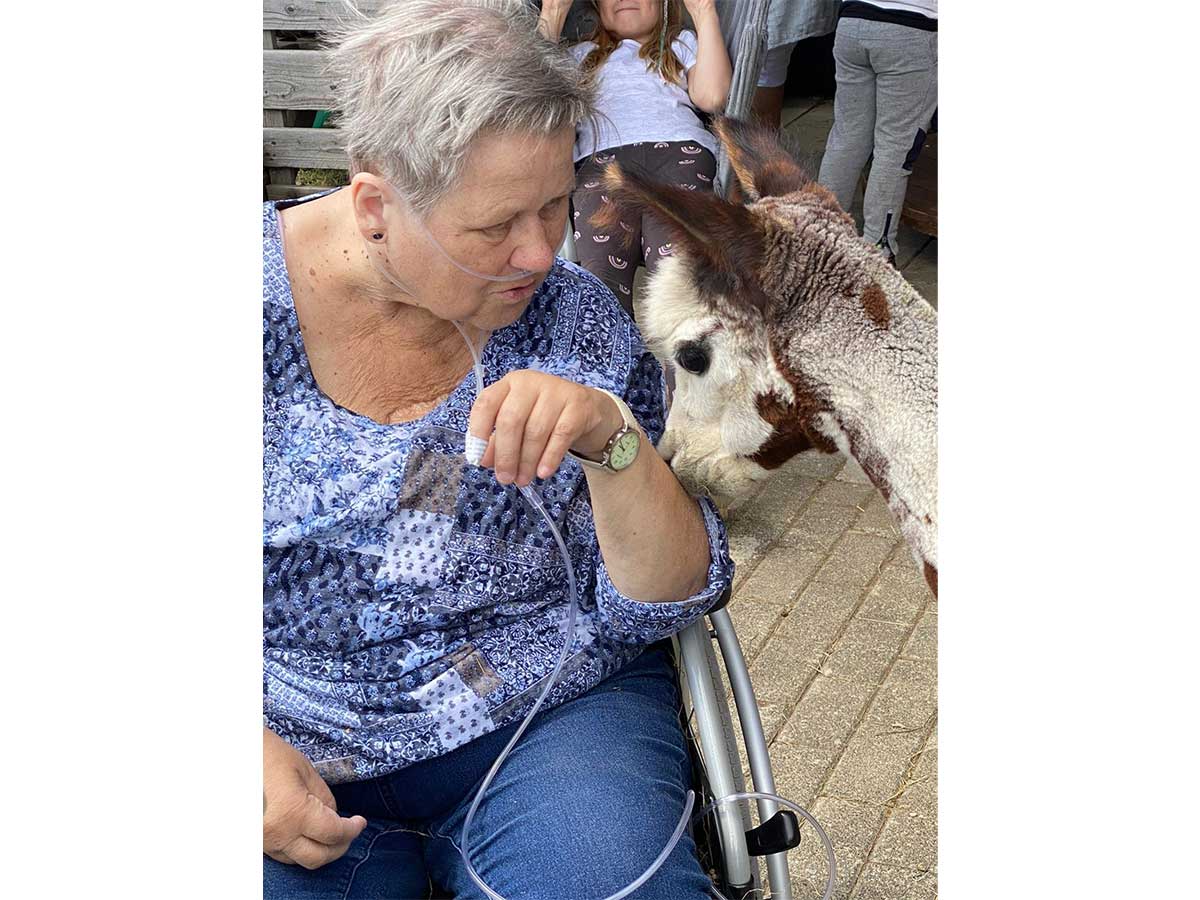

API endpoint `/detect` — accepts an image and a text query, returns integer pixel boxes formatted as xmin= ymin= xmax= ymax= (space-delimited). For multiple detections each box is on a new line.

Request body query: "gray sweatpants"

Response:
xmin=817 ymin=17 xmax=938 ymax=258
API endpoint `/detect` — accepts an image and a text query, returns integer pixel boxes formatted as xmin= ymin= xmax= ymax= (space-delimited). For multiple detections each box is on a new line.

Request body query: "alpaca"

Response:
xmin=595 ymin=118 xmax=938 ymax=593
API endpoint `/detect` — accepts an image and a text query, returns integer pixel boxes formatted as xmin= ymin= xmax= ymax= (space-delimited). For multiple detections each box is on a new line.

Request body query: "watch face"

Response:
xmin=609 ymin=430 xmax=640 ymax=470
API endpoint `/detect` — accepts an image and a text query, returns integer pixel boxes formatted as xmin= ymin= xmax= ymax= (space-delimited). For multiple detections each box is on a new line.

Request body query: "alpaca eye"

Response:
xmin=675 ymin=341 xmax=710 ymax=375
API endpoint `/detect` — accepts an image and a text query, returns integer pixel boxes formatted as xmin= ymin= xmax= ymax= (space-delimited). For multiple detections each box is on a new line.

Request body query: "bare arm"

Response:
xmin=582 ymin=416 xmax=712 ymax=603
xmin=537 ymin=0 xmax=573 ymax=42
xmin=683 ymin=0 xmax=732 ymax=113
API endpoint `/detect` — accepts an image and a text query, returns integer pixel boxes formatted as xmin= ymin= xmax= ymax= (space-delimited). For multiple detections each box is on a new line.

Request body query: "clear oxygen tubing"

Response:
xmin=359 ymin=192 xmax=835 ymax=897
xmin=369 ymin=181 xmax=535 ymax=290
xmin=452 ymin=319 xmax=836 ymax=900
xmin=452 ymin=319 xmax=695 ymax=900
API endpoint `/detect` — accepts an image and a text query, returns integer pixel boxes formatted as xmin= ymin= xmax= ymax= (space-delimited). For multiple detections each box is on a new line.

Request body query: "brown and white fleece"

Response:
xmin=593 ymin=117 xmax=938 ymax=593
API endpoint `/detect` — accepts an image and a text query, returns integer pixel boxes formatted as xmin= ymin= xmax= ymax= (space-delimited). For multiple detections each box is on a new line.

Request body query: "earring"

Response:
xmin=371 ymin=232 xmax=385 ymax=241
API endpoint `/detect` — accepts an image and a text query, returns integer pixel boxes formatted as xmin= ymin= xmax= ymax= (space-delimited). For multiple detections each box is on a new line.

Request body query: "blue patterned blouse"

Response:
xmin=263 ymin=194 xmax=734 ymax=783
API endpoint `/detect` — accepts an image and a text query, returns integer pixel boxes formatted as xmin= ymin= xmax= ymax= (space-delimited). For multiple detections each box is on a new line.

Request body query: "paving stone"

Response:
xmin=734 ymin=545 xmax=827 ymax=608
xmin=781 ymin=96 xmax=819 ymax=127
xmin=726 ymin=531 xmax=767 ymax=587
xmin=773 ymin=674 xmax=875 ymax=751
xmin=836 ymin=456 xmax=874 ymax=484
xmin=722 ymin=98 xmax=939 ymax=892
xmin=778 ymin=504 xmax=860 ymax=553
xmin=871 ymin=739 xmax=937 ymax=871
xmin=882 ymin=549 xmax=926 ymax=584
xmin=770 ymin=581 xmax=864 ymax=658
xmin=810 ymin=478 xmax=878 ymax=509
xmin=726 ymin=595 xmax=786 ymax=659
xmin=748 ymin=639 xmax=822 ymax=712
xmin=823 ymin=728 xmax=925 ymax=807
xmin=735 ymin=473 xmax=823 ymax=523
xmin=786 ymin=796 xmax=883 ymax=900
xmin=782 ymin=98 xmax=835 ymax=165
xmin=783 ymin=580 xmax=866 ymax=642
xmin=763 ymin=743 xmax=839 ymax=808
xmin=850 ymin=492 xmax=900 ymax=539
xmin=863 ymin=659 xmax=937 ymax=732
xmin=824 ymin=617 xmax=909 ymax=683
xmin=788 ymin=448 xmax=848 ymax=480
xmin=752 ymin=699 xmax=788 ymax=742
xmin=811 ymin=533 xmax=896 ymax=589
xmin=901 ymin=609 xmax=937 ymax=661
xmin=727 ymin=472 xmax=822 ymax=544
xmin=849 ymin=863 xmax=938 ymax=900
xmin=856 ymin=561 xmax=930 ymax=625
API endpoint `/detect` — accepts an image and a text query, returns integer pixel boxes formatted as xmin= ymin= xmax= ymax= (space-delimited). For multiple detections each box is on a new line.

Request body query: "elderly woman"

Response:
xmin=262 ymin=2 xmax=733 ymax=898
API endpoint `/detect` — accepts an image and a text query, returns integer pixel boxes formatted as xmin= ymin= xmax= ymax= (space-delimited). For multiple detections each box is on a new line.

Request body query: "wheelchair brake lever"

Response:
xmin=744 ymin=809 xmax=802 ymax=857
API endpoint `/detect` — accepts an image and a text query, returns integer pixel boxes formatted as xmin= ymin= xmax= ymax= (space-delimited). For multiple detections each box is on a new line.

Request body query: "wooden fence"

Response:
xmin=263 ymin=1 xmax=389 ymax=199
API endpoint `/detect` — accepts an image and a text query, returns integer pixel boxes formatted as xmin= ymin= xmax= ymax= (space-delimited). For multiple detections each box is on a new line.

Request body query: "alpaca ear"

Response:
xmin=595 ymin=161 xmax=768 ymax=310
xmin=712 ymin=116 xmax=843 ymax=215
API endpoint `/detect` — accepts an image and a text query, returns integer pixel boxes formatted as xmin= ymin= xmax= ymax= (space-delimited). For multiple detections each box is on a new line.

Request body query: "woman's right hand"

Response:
xmin=263 ymin=726 xmax=367 ymax=869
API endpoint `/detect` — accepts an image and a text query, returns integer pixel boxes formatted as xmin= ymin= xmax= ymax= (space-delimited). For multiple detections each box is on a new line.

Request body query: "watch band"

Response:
xmin=567 ymin=389 xmax=641 ymax=470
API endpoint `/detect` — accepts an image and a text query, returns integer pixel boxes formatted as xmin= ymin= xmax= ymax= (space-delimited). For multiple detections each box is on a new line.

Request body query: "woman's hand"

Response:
xmin=537 ymin=0 xmax=575 ymax=42
xmin=682 ymin=0 xmax=717 ymax=19
xmin=468 ymin=371 xmax=625 ymax=486
xmin=263 ymin=727 xmax=367 ymax=869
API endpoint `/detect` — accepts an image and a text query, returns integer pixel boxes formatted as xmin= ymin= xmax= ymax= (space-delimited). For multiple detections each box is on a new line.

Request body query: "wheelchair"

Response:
xmin=671 ymin=589 xmax=802 ymax=900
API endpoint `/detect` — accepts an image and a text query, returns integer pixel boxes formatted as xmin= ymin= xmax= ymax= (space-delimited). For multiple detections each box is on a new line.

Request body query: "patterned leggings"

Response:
xmin=572 ymin=141 xmax=718 ymax=317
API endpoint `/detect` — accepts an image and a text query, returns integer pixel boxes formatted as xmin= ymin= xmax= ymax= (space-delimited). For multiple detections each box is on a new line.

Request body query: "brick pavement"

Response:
xmin=697 ymin=96 xmax=939 ymax=900
xmin=720 ymin=449 xmax=937 ymax=900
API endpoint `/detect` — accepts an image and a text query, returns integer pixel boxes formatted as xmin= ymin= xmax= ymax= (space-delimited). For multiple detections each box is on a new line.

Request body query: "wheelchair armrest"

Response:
xmin=707 ymin=584 xmax=734 ymax=615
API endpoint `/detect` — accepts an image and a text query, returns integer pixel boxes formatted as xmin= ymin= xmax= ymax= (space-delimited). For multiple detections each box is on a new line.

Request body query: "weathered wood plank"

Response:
xmin=263 ymin=31 xmax=298 ymax=187
xmin=264 ymin=126 xmax=348 ymax=168
xmin=266 ymin=183 xmax=339 ymax=201
xmin=264 ymin=0 xmax=388 ymax=32
xmin=264 ymin=50 xmax=336 ymax=109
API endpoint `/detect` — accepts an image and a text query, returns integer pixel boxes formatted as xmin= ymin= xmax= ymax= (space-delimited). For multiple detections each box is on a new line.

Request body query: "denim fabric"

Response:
xmin=263 ymin=645 xmax=712 ymax=899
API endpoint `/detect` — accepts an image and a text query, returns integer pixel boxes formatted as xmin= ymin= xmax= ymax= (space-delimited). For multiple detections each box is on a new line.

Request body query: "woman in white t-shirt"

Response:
xmin=540 ymin=0 xmax=731 ymax=315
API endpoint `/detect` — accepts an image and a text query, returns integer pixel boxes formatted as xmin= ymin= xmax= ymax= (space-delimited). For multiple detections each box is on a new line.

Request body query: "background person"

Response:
xmin=816 ymin=0 xmax=938 ymax=264
xmin=539 ymin=0 xmax=732 ymax=316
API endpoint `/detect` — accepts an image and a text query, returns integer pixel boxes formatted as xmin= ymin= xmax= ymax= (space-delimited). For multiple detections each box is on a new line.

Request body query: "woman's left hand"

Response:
xmin=682 ymin=0 xmax=717 ymax=19
xmin=468 ymin=371 xmax=626 ymax=486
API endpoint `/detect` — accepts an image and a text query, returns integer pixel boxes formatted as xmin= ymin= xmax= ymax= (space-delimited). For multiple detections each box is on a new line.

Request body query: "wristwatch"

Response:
xmin=567 ymin=388 xmax=641 ymax=473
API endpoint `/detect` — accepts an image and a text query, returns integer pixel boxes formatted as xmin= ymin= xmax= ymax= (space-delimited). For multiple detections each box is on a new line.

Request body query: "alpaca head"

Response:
xmin=598 ymin=118 xmax=938 ymax=584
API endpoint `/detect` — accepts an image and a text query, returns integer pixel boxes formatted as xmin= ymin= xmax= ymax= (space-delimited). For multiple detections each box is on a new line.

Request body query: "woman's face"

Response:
xmin=596 ymin=0 xmax=661 ymax=43
xmin=382 ymin=127 xmax=577 ymax=333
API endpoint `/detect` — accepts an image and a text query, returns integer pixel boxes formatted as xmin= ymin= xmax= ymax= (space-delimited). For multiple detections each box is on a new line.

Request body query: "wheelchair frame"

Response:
xmin=673 ymin=600 xmax=796 ymax=900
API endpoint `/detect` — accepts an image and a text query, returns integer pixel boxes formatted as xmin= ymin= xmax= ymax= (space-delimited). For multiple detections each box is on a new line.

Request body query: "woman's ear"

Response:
xmin=349 ymin=173 xmax=392 ymax=243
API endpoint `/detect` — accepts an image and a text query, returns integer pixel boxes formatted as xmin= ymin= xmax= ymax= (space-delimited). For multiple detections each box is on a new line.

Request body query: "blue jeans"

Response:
xmin=263 ymin=645 xmax=712 ymax=899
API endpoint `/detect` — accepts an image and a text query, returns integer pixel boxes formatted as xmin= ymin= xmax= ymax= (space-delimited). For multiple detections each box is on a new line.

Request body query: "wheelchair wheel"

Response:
xmin=674 ymin=628 xmax=762 ymax=900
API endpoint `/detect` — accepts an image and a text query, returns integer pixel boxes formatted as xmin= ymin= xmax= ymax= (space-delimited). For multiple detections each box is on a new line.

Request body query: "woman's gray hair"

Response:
xmin=325 ymin=0 xmax=596 ymax=216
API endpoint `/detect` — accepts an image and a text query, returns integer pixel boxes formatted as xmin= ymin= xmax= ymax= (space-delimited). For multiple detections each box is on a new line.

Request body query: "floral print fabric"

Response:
xmin=263 ymin=195 xmax=733 ymax=783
